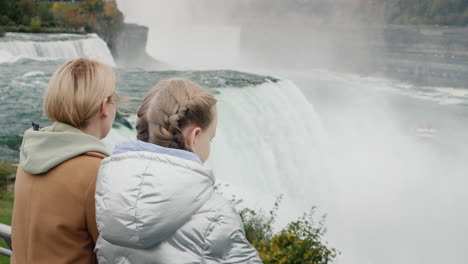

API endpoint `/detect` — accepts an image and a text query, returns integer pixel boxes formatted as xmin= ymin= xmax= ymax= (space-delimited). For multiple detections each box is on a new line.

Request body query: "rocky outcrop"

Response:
xmin=112 ymin=23 xmax=169 ymax=69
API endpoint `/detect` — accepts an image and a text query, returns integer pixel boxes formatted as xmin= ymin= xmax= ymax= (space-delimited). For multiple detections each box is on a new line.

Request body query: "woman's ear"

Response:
xmin=100 ymin=97 xmax=111 ymax=119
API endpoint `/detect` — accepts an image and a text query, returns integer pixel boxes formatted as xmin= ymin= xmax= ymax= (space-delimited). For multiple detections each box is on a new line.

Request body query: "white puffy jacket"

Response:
xmin=94 ymin=141 xmax=263 ymax=264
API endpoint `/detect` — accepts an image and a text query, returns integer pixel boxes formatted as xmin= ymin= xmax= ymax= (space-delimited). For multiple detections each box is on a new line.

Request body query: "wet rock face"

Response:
xmin=112 ymin=23 xmax=168 ymax=69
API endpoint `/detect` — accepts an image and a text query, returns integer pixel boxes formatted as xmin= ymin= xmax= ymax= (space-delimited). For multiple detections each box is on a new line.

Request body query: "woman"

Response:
xmin=11 ymin=58 xmax=117 ymax=264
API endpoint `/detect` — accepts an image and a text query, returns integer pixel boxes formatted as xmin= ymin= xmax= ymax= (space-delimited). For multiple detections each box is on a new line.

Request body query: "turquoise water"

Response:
xmin=0 ymin=58 xmax=278 ymax=161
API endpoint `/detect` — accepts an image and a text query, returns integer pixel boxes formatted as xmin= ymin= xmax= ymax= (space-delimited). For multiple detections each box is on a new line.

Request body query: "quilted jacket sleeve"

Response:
xmin=203 ymin=200 xmax=263 ymax=264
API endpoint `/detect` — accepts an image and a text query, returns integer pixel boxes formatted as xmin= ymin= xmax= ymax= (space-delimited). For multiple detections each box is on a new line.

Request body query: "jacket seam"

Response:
xmin=200 ymin=210 xmax=223 ymax=264
xmin=200 ymin=218 xmax=214 ymax=264
xmin=83 ymin=165 xmax=100 ymax=242
xmin=25 ymin=171 xmax=35 ymax=264
xmin=134 ymin=163 xmax=151 ymax=246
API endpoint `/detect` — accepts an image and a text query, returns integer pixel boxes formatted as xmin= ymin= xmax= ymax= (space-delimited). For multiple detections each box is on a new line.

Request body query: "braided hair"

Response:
xmin=136 ymin=79 xmax=217 ymax=151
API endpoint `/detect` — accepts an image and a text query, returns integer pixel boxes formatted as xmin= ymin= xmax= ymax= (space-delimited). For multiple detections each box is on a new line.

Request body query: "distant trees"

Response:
xmin=0 ymin=0 xmax=123 ymax=35
xmin=51 ymin=3 xmax=83 ymax=28
xmin=16 ymin=0 xmax=36 ymax=26
xmin=81 ymin=0 xmax=123 ymax=48
xmin=224 ymin=0 xmax=468 ymax=26
xmin=1 ymin=0 xmax=467 ymax=32
xmin=30 ymin=17 xmax=41 ymax=33
xmin=307 ymin=0 xmax=468 ymax=26
xmin=373 ymin=0 xmax=468 ymax=26
xmin=35 ymin=3 xmax=54 ymax=27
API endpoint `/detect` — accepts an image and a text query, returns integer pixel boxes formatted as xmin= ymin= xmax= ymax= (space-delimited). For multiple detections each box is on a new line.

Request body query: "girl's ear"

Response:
xmin=185 ymin=126 xmax=202 ymax=151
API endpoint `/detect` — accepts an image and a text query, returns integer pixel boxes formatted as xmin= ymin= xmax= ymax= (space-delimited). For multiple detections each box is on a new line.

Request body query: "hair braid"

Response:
xmin=136 ymin=79 xmax=217 ymax=151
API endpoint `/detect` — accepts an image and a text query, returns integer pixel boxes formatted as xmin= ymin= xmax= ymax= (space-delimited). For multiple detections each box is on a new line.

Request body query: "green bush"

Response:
xmin=35 ymin=3 xmax=54 ymax=27
xmin=0 ymin=161 xmax=14 ymax=263
xmin=0 ymin=161 xmax=16 ymax=198
xmin=18 ymin=24 xmax=29 ymax=32
xmin=30 ymin=17 xmax=41 ymax=33
xmin=256 ymin=212 xmax=338 ymax=264
xmin=239 ymin=197 xmax=279 ymax=244
xmin=239 ymin=196 xmax=339 ymax=264
xmin=0 ymin=16 xmax=11 ymax=26
xmin=0 ymin=27 xmax=4 ymax=37
xmin=0 ymin=192 xmax=13 ymax=264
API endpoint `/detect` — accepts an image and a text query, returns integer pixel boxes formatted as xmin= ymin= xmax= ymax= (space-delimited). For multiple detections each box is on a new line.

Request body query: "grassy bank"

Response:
xmin=0 ymin=192 xmax=13 ymax=264
xmin=0 ymin=160 xmax=15 ymax=263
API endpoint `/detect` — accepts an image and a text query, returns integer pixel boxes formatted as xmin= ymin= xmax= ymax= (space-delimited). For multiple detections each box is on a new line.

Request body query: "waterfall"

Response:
xmin=0 ymin=33 xmax=115 ymax=66
xmin=105 ymin=79 xmax=330 ymax=217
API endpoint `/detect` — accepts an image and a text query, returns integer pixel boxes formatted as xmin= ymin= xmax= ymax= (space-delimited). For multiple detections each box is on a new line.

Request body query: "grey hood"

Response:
xmin=20 ymin=122 xmax=110 ymax=174
xmin=95 ymin=146 xmax=215 ymax=249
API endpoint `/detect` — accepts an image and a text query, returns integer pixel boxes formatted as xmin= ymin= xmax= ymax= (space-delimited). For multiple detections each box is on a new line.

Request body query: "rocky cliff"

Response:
xmin=112 ymin=23 xmax=169 ymax=69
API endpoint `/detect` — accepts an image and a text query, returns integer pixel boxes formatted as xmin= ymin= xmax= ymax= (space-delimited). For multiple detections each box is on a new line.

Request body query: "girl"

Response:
xmin=95 ymin=79 xmax=263 ymax=263
xmin=11 ymin=58 xmax=117 ymax=264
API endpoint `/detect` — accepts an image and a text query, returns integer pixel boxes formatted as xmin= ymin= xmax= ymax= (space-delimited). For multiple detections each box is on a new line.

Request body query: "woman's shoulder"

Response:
xmin=61 ymin=152 xmax=105 ymax=173
xmin=83 ymin=151 xmax=108 ymax=159
xmin=50 ymin=152 xmax=105 ymax=186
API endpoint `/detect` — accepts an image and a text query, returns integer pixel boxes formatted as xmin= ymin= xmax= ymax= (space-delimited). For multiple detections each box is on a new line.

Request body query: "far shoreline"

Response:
xmin=0 ymin=26 xmax=86 ymax=36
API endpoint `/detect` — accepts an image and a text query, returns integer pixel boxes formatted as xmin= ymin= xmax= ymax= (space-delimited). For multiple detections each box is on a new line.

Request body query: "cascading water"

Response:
xmin=0 ymin=33 xmax=115 ymax=66
xmin=208 ymin=80 xmax=330 ymax=206
xmin=104 ymin=79 xmax=331 ymax=214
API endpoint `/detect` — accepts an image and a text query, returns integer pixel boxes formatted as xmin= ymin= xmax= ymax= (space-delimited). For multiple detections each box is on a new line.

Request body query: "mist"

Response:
xmin=115 ymin=0 xmax=382 ymax=71
xmin=296 ymin=71 xmax=468 ymax=264
xmin=114 ymin=1 xmax=468 ymax=264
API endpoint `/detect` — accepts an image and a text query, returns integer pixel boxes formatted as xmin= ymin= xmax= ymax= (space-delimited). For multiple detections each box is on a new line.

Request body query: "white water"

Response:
xmin=208 ymin=80 xmax=329 ymax=209
xmin=106 ymin=79 xmax=330 ymax=222
xmin=0 ymin=33 xmax=115 ymax=66
xmin=285 ymin=70 xmax=468 ymax=264
xmin=107 ymin=70 xmax=468 ymax=264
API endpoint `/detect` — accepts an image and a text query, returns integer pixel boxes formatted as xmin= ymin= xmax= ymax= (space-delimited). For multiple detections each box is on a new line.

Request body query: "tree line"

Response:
xmin=0 ymin=0 xmax=123 ymax=42
xmin=365 ymin=0 xmax=468 ymax=26
xmin=229 ymin=0 xmax=468 ymax=27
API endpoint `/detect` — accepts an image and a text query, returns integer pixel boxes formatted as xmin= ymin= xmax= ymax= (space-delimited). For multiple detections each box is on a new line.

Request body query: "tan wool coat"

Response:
xmin=10 ymin=122 xmax=110 ymax=264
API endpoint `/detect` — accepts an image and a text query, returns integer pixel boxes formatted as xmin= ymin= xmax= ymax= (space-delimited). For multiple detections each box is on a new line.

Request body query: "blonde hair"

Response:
xmin=136 ymin=79 xmax=217 ymax=150
xmin=44 ymin=58 xmax=116 ymax=128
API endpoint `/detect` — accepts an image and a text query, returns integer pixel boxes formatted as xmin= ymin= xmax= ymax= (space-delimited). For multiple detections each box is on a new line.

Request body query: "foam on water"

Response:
xmin=0 ymin=33 xmax=115 ymax=66
xmin=0 ymin=50 xmax=17 ymax=64
xmin=22 ymin=71 xmax=46 ymax=78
